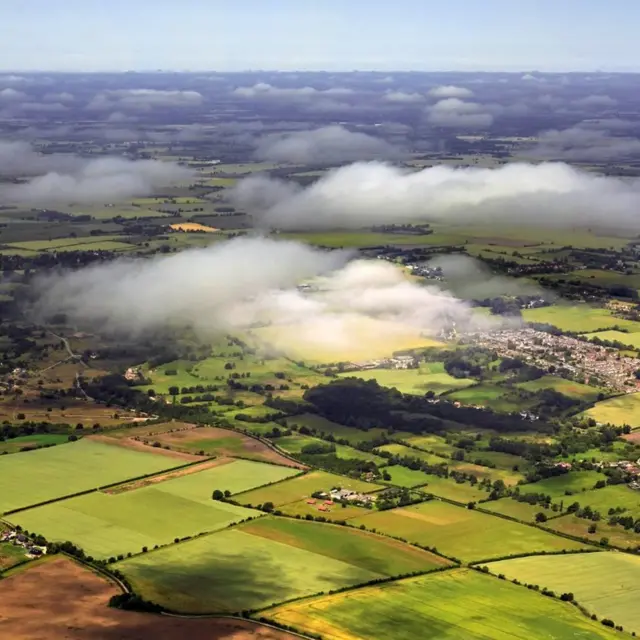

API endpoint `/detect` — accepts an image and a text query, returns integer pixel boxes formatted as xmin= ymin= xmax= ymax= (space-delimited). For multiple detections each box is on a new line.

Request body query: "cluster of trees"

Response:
xmin=303 ymin=378 xmax=554 ymax=435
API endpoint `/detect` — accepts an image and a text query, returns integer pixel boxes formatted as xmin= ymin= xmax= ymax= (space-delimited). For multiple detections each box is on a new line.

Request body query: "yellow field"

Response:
xmin=582 ymin=392 xmax=640 ymax=427
xmin=169 ymin=223 xmax=220 ymax=233
xmin=250 ymin=317 xmax=444 ymax=363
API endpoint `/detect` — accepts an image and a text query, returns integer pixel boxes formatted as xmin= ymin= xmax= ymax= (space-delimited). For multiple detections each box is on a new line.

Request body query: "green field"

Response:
xmin=339 ymin=362 xmax=474 ymax=396
xmin=522 ymin=305 xmax=640 ymax=333
xmin=586 ymin=330 xmax=640 ymax=350
xmin=0 ymin=433 xmax=69 ymax=455
xmin=376 ymin=443 xmax=448 ymax=465
xmin=480 ymin=498 xmax=556 ymax=522
xmin=547 ymin=514 xmax=640 ymax=550
xmin=523 ymin=471 xmax=606 ymax=499
xmin=116 ymin=516 xmax=448 ymax=613
xmin=0 ymin=542 xmax=28 ymax=571
xmin=486 ymin=552 xmax=640 ymax=634
xmin=448 ymin=384 xmax=522 ymax=412
xmin=10 ymin=482 xmax=259 ymax=559
xmin=583 ymin=393 xmax=640 ymax=427
xmin=563 ymin=484 xmax=640 ymax=518
xmin=381 ymin=466 xmax=433 ymax=488
xmin=420 ymin=475 xmax=491 ymax=503
xmin=517 ymin=375 xmax=603 ymax=401
xmin=274 ymin=435 xmax=384 ymax=464
xmin=0 ymin=439 xmax=181 ymax=514
xmin=266 ymin=568 xmax=620 ymax=640
xmin=285 ymin=414 xmax=394 ymax=445
xmin=235 ymin=470 xmax=382 ymax=508
xmin=350 ymin=501 xmax=588 ymax=562
xmin=6 ymin=235 xmax=131 ymax=251
xmin=402 ymin=434 xmax=458 ymax=457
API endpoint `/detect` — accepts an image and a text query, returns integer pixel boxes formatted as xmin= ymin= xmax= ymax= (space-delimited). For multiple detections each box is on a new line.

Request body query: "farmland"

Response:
xmin=285 ymin=414 xmax=393 ymax=444
xmin=521 ymin=305 xmax=635 ymax=333
xmin=517 ymin=375 xmax=603 ymax=401
xmin=350 ymin=501 xmax=588 ymax=562
xmin=9 ymin=462 xmax=263 ymax=558
xmin=0 ymin=439 xmax=182 ymax=514
xmin=486 ymin=552 xmax=640 ymax=634
xmin=116 ymin=517 xmax=448 ymax=613
xmin=235 ymin=470 xmax=382 ymax=508
xmin=547 ymin=514 xmax=640 ymax=550
xmin=0 ymin=433 xmax=69 ymax=455
xmin=339 ymin=362 xmax=474 ymax=395
xmin=265 ymin=568 xmax=619 ymax=640
xmin=105 ymin=423 xmax=302 ymax=467
xmin=582 ymin=392 xmax=640 ymax=427
xmin=522 ymin=470 xmax=605 ymax=499
xmin=558 ymin=484 xmax=640 ymax=518
xmin=275 ymin=434 xmax=384 ymax=464
xmin=0 ymin=556 xmax=298 ymax=640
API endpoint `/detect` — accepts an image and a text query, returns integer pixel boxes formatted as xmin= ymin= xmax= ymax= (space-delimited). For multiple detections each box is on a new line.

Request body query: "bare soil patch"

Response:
xmin=105 ymin=458 xmax=235 ymax=494
xmin=137 ymin=425 xmax=305 ymax=469
xmin=622 ymin=431 xmax=640 ymax=443
xmin=0 ymin=556 xmax=298 ymax=640
xmin=87 ymin=435 xmax=205 ymax=462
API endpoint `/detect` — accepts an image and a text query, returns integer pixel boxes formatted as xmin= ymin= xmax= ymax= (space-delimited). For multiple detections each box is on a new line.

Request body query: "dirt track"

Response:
xmin=0 ymin=557 xmax=300 ymax=640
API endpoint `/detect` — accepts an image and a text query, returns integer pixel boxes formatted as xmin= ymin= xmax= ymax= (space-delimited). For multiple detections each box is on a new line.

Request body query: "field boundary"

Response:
xmin=2 ymin=458 xmax=205 ymax=517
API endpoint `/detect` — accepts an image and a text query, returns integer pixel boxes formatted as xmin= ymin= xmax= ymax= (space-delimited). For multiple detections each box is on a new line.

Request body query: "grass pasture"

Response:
xmin=522 ymin=305 xmax=637 ymax=333
xmin=0 ymin=439 xmax=181 ymax=514
xmin=586 ymin=330 xmax=640 ymax=350
xmin=517 ymin=375 xmax=603 ymax=401
xmin=376 ymin=443 xmax=448 ymax=465
xmin=340 ymin=362 xmax=474 ymax=396
xmin=547 ymin=514 xmax=640 ymax=550
xmin=350 ymin=501 xmax=588 ymax=562
xmin=486 ymin=552 xmax=640 ymax=634
xmin=10 ymin=470 xmax=260 ymax=559
xmin=110 ymin=423 xmax=302 ymax=467
xmin=285 ymin=414 xmax=393 ymax=445
xmin=564 ymin=484 xmax=640 ymax=518
xmin=402 ymin=434 xmax=458 ymax=458
xmin=381 ymin=465 xmax=433 ymax=488
xmin=522 ymin=471 xmax=604 ymax=499
xmin=0 ymin=542 xmax=28 ymax=571
xmin=116 ymin=516 xmax=448 ymax=613
xmin=234 ymin=470 xmax=382 ymax=511
xmin=265 ymin=568 xmax=619 ymax=640
xmin=582 ymin=392 xmax=640 ymax=427
xmin=480 ymin=498 xmax=556 ymax=522
xmin=275 ymin=435 xmax=384 ymax=464
xmin=0 ymin=433 xmax=69 ymax=455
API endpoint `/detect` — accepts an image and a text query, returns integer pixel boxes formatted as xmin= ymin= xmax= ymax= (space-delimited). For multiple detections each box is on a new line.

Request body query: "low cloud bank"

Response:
xmin=32 ymin=237 xmax=495 ymax=356
xmin=231 ymin=160 xmax=640 ymax=230
xmin=0 ymin=149 xmax=193 ymax=204
xmin=253 ymin=125 xmax=402 ymax=164
xmin=530 ymin=126 xmax=640 ymax=161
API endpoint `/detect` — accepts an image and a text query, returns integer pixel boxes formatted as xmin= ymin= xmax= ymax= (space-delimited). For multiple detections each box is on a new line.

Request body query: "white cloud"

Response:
xmin=428 ymin=85 xmax=474 ymax=99
xmin=87 ymin=89 xmax=204 ymax=112
xmin=382 ymin=90 xmax=423 ymax=103
xmin=0 ymin=155 xmax=193 ymax=204
xmin=0 ymin=88 xmax=28 ymax=101
xmin=427 ymin=98 xmax=493 ymax=128
xmin=253 ymin=125 xmax=402 ymax=164
xmin=232 ymin=83 xmax=354 ymax=100
xmin=237 ymin=160 xmax=640 ymax=230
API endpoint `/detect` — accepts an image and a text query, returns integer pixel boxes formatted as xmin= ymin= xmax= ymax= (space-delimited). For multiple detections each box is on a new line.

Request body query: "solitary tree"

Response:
xmin=212 ymin=489 xmax=224 ymax=500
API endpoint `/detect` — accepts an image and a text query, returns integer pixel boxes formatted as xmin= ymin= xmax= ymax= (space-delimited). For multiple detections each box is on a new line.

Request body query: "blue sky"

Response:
xmin=2 ymin=0 xmax=638 ymax=72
